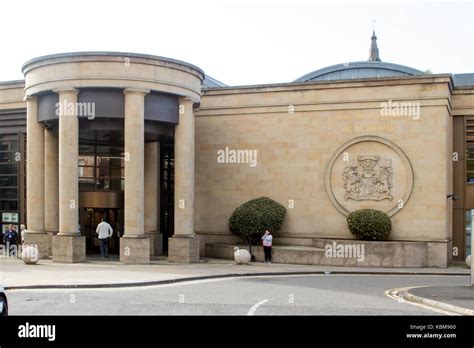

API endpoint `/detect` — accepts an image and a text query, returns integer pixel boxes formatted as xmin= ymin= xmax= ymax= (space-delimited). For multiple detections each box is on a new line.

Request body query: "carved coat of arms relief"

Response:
xmin=343 ymin=155 xmax=393 ymax=201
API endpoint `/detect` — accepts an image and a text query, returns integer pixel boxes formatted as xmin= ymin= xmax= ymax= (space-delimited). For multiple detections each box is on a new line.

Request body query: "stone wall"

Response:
xmin=195 ymin=75 xmax=453 ymax=265
xmin=0 ymin=81 xmax=25 ymax=110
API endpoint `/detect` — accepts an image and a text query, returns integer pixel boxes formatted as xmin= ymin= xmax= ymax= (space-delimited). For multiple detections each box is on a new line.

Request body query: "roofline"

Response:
xmin=0 ymin=79 xmax=25 ymax=87
xmin=294 ymin=61 xmax=424 ymax=82
xmin=21 ymin=51 xmax=205 ymax=79
xmin=202 ymin=73 xmax=454 ymax=93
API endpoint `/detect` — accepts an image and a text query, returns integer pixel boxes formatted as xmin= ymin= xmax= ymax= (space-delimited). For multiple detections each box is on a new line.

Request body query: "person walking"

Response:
xmin=96 ymin=218 xmax=113 ymax=258
xmin=261 ymin=229 xmax=273 ymax=263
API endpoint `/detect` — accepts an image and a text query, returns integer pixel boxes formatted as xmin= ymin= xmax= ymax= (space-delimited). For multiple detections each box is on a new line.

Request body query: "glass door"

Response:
xmin=81 ymin=207 xmax=123 ymax=255
xmin=81 ymin=208 xmax=98 ymax=253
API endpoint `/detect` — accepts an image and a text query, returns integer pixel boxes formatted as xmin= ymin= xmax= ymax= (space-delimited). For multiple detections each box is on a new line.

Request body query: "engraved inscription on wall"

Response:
xmin=343 ymin=156 xmax=393 ymax=201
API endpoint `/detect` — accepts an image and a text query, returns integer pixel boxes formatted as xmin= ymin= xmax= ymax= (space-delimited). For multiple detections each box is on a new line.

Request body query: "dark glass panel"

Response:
xmin=0 ymin=200 xmax=18 ymax=210
xmin=0 ymin=176 xmax=18 ymax=187
xmin=0 ymin=163 xmax=18 ymax=174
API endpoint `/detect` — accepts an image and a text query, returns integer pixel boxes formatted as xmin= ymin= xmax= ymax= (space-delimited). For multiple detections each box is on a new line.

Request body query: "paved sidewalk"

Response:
xmin=0 ymin=256 xmax=470 ymax=289
xmin=406 ymin=286 xmax=474 ymax=314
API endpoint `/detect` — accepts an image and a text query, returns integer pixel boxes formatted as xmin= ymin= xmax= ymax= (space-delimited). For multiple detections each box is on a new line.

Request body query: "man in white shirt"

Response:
xmin=96 ymin=218 xmax=113 ymax=258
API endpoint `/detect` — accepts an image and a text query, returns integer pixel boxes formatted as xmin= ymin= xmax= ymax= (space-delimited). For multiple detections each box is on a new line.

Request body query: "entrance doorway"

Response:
xmin=80 ymin=207 xmax=123 ymax=254
xmin=160 ymin=141 xmax=174 ymax=253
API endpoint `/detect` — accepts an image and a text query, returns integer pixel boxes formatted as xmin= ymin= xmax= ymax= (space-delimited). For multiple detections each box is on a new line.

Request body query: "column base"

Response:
xmin=52 ymin=234 xmax=86 ymax=263
xmin=168 ymin=235 xmax=199 ymax=263
xmin=46 ymin=231 xmax=59 ymax=257
xmin=120 ymin=236 xmax=150 ymax=264
xmin=145 ymin=231 xmax=163 ymax=256
xmin=24 ymin=232 xmax=49 ymax=259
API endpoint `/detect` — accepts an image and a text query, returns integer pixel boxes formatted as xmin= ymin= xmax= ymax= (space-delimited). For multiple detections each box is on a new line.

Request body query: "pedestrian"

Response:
xmin=96 ymin=218 xmax=113 ymax=258
xmin=20 ymin=224 xmax=26 ymax=244
xmin=261 ymin=229 xmax=273 ymax=263
xmin=4 ymin=224 xmax=18 ymax=257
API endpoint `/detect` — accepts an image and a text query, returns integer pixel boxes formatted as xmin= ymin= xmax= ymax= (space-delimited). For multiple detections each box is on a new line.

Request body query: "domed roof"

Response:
xmin=294 ymin=30 xmax=423 ymax=83
xmin=294 ymin=61 xmax=423 ymax=83
xmin=202 ymin=75 xmax=227 ymax=88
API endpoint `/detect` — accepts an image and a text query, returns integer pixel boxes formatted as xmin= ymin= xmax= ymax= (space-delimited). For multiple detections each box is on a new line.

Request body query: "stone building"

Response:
xmin=0 ymin=33 xmax=472 ymax=267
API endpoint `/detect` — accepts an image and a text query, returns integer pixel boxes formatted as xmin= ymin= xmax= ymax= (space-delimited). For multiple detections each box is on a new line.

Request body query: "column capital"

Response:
xmin=123 ymin=87 xmax=150 ymax=95
xmin=23 ymin=94 xmax=37 ymax=102
xmin=53 ymin=87 xmax=78 ymax=95
xmin=178 ymin=96 xmax=194 ymax=104
xmin=178 ymin=96 xmax=200 ymax=110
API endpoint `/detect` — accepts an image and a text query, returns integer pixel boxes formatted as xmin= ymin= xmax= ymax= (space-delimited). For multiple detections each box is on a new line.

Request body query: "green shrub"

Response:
xmin=229 ymin=197 xmax=286 ymax=245
xmin=347 ymin=209 xmax=392 ymax=241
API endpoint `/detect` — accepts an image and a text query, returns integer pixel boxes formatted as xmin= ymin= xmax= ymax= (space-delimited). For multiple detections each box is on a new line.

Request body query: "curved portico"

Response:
xmin=22 ymin=52 xmax=204 ymax=263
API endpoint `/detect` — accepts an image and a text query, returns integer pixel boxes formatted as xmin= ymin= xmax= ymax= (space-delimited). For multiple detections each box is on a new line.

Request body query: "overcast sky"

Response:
xmin=1 ymin=0 xmax=472 ymax=86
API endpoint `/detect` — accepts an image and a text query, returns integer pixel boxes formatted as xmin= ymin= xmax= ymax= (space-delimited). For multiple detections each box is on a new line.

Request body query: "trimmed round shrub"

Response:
xmin=347 ymin=209 xmax=392 ymax=241
xmin=229 ymin=197 xmax=286 ymax=245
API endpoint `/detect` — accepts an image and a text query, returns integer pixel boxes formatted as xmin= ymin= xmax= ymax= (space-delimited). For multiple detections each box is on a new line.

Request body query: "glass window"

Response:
xmin=96 ymin=178 xmax=123 ymax=190
xmin=79 ymin=143 xmax=124 ymax=191
xmin=0 ymin=152 xmax=19 ymax=162
xmin=0 ymin=200 xmax=18 ymax=211
xmin=79 ymin=156 xmax=95 ymax=166
xmin=467 ymin=160 xmax=474 ymax=172
xmin=0 ymin=163 xmax=18 ymax=174
xmin=79 ymin=144 xmax=95 ymax=155
xmin=2 ymin=224 xmax=18 ymax=234
xmin=0 ymin=176 xmax=17 ymax=187
xmin=0 ymin=140 xmax=18 ymax=152
xmin=96 ymin=146 xmax=123 ymax=156
xmin=79 ymin=180 xmax=97 ymax=191
xmin=467 ymin=172 xmax=474 ymax=183
xmin=467 ymin=147 xmax=474 ymax=159
xmin=79 ymin=166 xmax=95 ymax=178
xmin=0 ymin=188 xmax=18 ymax=199
xmin=0 ymin=135 xmax=17 ymax=141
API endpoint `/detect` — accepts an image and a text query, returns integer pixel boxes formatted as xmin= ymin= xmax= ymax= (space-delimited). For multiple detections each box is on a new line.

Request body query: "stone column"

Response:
xmin=24 ymin=95 xmax=49 ymax=258
xmin=44 ymin=129 xmax=59 ymax=256
xmin=52 ymin=87 xmax=86 ymax=263
xmin=145 ymin=141 xmax=162 ymax=256
xmin=168 ymin=97 xmax=199 ymax=263
xmin=120 ymin=88 xmax=150 ymax=263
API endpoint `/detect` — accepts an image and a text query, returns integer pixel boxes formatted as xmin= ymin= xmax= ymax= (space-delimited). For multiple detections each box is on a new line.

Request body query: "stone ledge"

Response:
xmin=205 ymin=243 xmax=325 ymax=266
xmin=314 ymin=238 xmax=447 ymax=268
xmin=205 ymin=238 xmax=448 ymax=268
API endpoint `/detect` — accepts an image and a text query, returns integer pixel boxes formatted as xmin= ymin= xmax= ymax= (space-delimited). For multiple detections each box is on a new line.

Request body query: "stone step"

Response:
xmin=205 ymin=239 xmax=442 ymax=268
xmin=205 ymin=243 xmax=325 ymax=266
